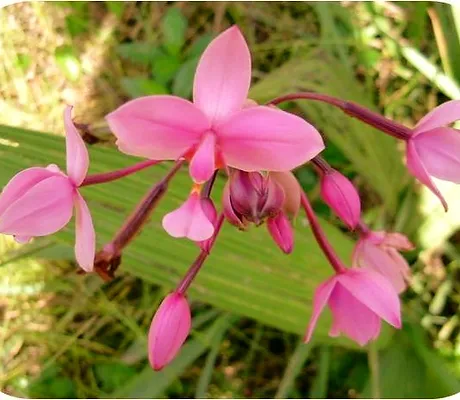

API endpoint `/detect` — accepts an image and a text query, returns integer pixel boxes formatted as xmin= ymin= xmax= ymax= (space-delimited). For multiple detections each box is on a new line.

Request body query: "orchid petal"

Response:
xmin=304 ymin=277 xmax=337 ymax=343
xmin=414 ymin=100 xmax=460 ymax=134
xmin=0 ymin=176 xmax=74 ymax=237
xmin=354 ymin=240 xmax=407 ymax=294
xmin=193 ymin=26 xmax=251 ymax=124
xmin=406 ymin=140 xmax=448 ymax=211
xmin=64 ymin=106 xmax=89 ymax=186
xmin=217 ymin=106 xmax=325 ymax=172
xmin=106 ymin=96 xmax=210 ymax=160
xmin=328 ymin=284 xmax=382 ymax=346
xmin=74 ymin=192 xmax=95 ymax=272
xmin=189 ymin=134 xmax=216 ymax=183
xmin=412 ymin=127 xmax=460 ymax=183
xmin=337 ymin=269 xmax=401 ymax=328
xmin=0 ymin=167 xmax=60 ymax=215
xmin=162 ymin=192 xmax=215 ymax=241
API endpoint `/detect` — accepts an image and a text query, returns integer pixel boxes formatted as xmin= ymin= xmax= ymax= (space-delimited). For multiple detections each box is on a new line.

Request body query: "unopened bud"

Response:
xmin=270 ymin=171 xmax=301 ymax=219
xmin=227 ymin=170 xmax=284 ymax=225
xmin=148 ymin=292 xmax=191 ymax=371
xmin=267 ymin=211 xmax=294 ymax=254
xmin=222 ymin=180 xmax=247 ymax=229
xmin=320 ymin=170 xmax=361 ymax=229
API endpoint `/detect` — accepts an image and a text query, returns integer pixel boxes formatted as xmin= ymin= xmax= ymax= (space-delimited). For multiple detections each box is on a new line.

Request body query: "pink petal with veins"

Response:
xmin=406 ymin=140 xmax=448 ymax=211
xmin=0 ymin=167 xmax=61 ymax=215
xmin=414 ymin=100 xmax=460 ymax=134
xmin=412 ymin=127 xmax=460 ymax=183
xmin=337 ymin=268 xmax=401 ymax=328
xmin=74 ymin=192 xmax=95 ymax=272
xmin=64 ymin=106 xmax=89 ymax=186
xmin=193 ymin=26 xmax=251 ymax=124
xmin=217 ymin=106 xmax=324 ymax=172
xmin=106 ymin=96 xmax=210 ymax=160
xmin=304 ymin=277 xmax=337 ymax=343
xmin=0 ymin=175 xmax=75 ymax=237
xmin=189 ymin=134 xmax=216 ymax=183
xmin=328 ymin=284 xmax=381 ymax=346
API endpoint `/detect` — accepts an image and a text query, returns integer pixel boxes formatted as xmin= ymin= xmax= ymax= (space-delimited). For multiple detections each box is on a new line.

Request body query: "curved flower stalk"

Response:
xmin=0 ymin=106 xmax=96 ymax=271
xmin=106 ymin=26 xmax=324 ymax=240
xmin=269 ymin=93 xmax=460 ymax=211
xmin=353 ymin=226 xmax=414 ymax=294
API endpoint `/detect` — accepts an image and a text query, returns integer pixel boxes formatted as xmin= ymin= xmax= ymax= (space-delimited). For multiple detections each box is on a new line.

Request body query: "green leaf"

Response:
xmin=54 ymin=45 xmax=81 ymax=82
xmin=186 ymin=33 xmax=214 ymax=59
xmin=161 ymin=7 xmax=188 ymax=55
xmin=106 ymin=1 xmax=124 ymax=18
xmin=0 ymin=124 xmax=393 ymax=349
xmin=16 ymin=53 xmax=31 ymax=72
xmin=120 ymin=77 xmax=168 ymax=98
xmin=361 ymin=324 xmax=460 ymax=398
xmin=65 ymin=14 xmax=88 ymax=37
xmin=94 ymin=362 xmax=137 ymax=393
xmin=172 ymin=57 xmax=199 ymax=98
xmin=116 ymin=43 xmax=160 ymax=66
xmin=151 ymin=52 xmax=182 ymax=85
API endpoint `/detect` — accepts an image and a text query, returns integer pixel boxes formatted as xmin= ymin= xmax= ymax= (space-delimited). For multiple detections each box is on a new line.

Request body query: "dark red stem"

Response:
xmin=176 ymin=214 xmax=225 ymax=294
xmin=81 ymin=160 xmax=159 ymax=187
xmin=268 ymin=92 xmax=412 ymax=140
xmin=300 ymin=191 xmax=346 ymax=274
xmin=110 ymin=160 xmax=184 ymax=253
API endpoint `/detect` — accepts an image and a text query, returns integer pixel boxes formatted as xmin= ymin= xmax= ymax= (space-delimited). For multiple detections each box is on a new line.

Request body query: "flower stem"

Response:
xmin=109 ymin=159 xmax=184 ymax=253
xmin=176 ymin=214 xmax=225 ymax=294
xmin=80 ymin=160 xmax=159 ymax=187
xmin=311 ymin=156 xmax=332 ymax=175
xmin=300 ymin=191 xmax=346 ymax=274
xmin=202 ymin=170 xmax=218 ymax=198
xmin=368 ymin=341 xmax=381 ymax=399
xmin=268 ymin=92 xmax=412 ymax=140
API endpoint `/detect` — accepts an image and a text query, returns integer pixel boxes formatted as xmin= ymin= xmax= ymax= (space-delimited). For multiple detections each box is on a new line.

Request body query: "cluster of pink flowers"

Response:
xmin=1 ymin=26 xmax=460 ymax=370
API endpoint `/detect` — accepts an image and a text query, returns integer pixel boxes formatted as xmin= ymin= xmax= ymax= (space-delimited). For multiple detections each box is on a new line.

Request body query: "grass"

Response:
xmin=0 ymin=1 xmax=459 ymax=398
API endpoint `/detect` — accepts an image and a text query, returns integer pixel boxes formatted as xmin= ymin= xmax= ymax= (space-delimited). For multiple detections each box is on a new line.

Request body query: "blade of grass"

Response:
xmin=308 ymin=345 xmax=330 ymax=399
xmin=275 ymin=339 xmax=315 ymax=399
xmin=194 ymin=314 xmax=234 ymax=398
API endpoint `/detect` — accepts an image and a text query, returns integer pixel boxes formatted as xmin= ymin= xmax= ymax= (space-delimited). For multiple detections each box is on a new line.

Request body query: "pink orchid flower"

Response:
xmin=305 ymin=268 xmax=401 ymax=346
xmin=353 ymin=231 xmax=414 ymax=294
xmin=406 ymin=100 xmax=460 ymax=210
xmin=0 ymin=106 xmax=95 ymax=271
xmin=106 ymin=26 xmax=324 ymax=186
xmin=148 ymin=292 xmax=191 ymax=371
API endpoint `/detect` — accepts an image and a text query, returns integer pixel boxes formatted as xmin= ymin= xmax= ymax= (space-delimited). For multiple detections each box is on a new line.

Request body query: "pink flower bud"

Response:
xmin=148 ymin=292 xmax=191 ymax=371
xmin=267 ymin=211 xmax=294 ymax=254
xmin=320 ymin=170 xmax=361 ymax=229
